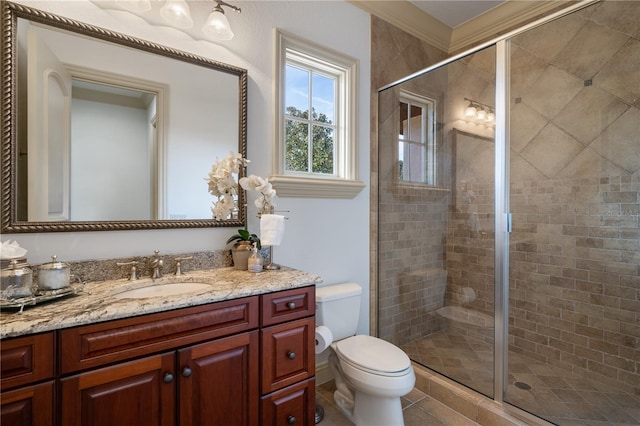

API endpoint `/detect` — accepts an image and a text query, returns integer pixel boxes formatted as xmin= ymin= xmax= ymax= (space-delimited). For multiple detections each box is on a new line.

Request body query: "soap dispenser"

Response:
xmin=247 ymin=243 xmax=263 ymax=272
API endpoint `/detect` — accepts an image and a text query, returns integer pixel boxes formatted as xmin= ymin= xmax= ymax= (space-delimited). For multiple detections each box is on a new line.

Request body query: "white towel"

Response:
xmin=0 ymin=240 xmax=28 ymax=259
xmin=260 ymin=214 xmax=285 ymax=246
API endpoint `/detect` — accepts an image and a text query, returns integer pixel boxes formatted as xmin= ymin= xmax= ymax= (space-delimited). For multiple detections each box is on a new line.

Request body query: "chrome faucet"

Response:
xmin=174 ymin=256 xmax=193 ymax=276
xmin=116 ymin=261 xmax=139 ymax=280
xmin=150 ymin=250 xmax=163 ymax=278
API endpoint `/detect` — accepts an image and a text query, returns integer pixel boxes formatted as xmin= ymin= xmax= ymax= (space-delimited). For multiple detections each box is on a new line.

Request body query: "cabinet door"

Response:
xmin=60 ymin=352 xmax=175 ymax=426
xmin=0 ymin=381 xmax=54 ymax=426
xmin=178 ymin=331 xmax=259 ymax=426
xmin=261 ymin=378 xmax=315 ymax=426
xmin=261 ymin=317 xmax=315 ymax=394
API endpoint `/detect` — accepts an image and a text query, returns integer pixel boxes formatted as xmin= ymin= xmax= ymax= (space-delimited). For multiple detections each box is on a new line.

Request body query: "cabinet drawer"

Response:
xmin=1 ymin=333 xmax=54 ymax=391
xmin=261 ymin=317 xmax=315 ymax=394
xmin=261 ymin=378 xmax=315 ymax=426
xmin=59 ymin=296 xmax=258 ymax=374
xmin=261 ymin=286 xmax=315 ymax=327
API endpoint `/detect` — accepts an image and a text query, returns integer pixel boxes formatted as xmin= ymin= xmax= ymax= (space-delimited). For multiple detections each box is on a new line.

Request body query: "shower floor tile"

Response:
xmin=402 ymin=330 xmax=640 ymax=426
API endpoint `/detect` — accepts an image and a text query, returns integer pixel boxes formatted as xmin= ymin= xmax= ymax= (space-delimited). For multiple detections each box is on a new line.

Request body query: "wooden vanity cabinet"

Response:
xmin=1 ymin=285 xmax=316 ymax=426
xmin=0 ymin=332 xmax=55 ymax=426
xmin=59 ymin=296 xmax=260 ymax=426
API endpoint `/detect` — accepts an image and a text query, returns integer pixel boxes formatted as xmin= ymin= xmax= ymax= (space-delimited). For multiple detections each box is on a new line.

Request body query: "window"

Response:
xmin=272 ymin=29 xmax=364 ymax=198
xmin=398 ymin=91 xmax=437 ymax=186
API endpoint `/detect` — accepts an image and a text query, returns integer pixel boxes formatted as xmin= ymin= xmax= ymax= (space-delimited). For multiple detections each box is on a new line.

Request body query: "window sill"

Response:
xmin=270 ymin=175 xmax=365 ymax=199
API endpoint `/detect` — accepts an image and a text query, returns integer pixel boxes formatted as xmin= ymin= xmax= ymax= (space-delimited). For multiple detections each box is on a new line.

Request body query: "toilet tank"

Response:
xmin=316 ymin=282 xmax=362 ymax=341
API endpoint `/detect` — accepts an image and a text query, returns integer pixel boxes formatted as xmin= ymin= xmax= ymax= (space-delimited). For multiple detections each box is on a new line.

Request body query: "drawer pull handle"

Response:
xmin=182 ymin=367 xmax=192 ymax=377
xmin=163 ymin=373 xmax=174 ymax=384
xmin=287 ymin=415 xmax=296 ymax=424
xmin=287 ymin=302 xmax=296 ymax=310
xmin=287 ymin=351 xmax=296 ymax=360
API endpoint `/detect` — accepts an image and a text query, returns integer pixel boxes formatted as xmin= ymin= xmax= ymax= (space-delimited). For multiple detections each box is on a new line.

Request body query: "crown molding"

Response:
xmin=347 ymin=0 xmax=451 ymax=52
xmin=450 ymin=1 xmax=577 ymax=53
xmin=350 ymin=0 xmax=577 ymax=54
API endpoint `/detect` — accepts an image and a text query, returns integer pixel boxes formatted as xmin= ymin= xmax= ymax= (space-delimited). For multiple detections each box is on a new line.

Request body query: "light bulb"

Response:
xmin=476 ymin=109 xmax=487 ymax=121
xmin=160 ymin=0 xmax=193 ymax=28
xmin=202 ymin=10 xmax=234 ymax=40
xmin=486 ymin=111 xmax=495 ymax=122
xmin=464 ymin=105 xmax=477 ymax=118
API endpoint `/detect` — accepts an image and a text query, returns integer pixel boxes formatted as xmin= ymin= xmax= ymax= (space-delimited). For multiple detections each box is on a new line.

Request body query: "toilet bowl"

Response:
xmin=316 ymin=283 xmax=414 ymax=426
xmin=328 ymin=335 xmax=415 ymax=426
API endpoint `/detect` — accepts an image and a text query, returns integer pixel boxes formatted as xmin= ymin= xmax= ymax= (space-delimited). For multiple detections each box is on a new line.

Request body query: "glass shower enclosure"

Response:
xmin=377 ymin=1 xmax=639 ymax=424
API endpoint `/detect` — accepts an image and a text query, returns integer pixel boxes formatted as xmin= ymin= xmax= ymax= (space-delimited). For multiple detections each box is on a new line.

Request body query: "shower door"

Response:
xmin=377 ymin=46 xmax=498 ymax=399
xmin=505 ymin=1 xmax=640 ymax=424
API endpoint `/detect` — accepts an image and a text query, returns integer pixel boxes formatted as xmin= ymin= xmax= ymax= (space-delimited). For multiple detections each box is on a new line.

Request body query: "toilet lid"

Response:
xmin=335 ymin=335 xmax=411 ymax=376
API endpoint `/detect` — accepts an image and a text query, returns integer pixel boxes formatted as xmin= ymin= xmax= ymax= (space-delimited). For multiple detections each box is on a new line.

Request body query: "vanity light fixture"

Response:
xmin=111 ymin=0 xmax=241 ymax=42
xmin=160 ymin=0 xmax=194 ymax=29
xmin=202 ymin=0 xmax=242 ymax=41
xmin=464 ymin=98 xmax=494 ymax=124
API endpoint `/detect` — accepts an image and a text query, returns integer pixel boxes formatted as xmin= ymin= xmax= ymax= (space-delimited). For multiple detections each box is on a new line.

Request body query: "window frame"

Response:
xmin=397 ymin=90 xmax=438 ymax=187
xmin=272 ymin=29 xmax=364 ymax=198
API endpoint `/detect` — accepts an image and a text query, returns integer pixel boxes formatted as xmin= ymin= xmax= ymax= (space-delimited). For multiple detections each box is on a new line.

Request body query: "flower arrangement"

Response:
xmin=206 ymin=151 xmax=277 ymax=220
xmin=239 ymin=175 xmax=276 ymax=214
xmin=206 ymin=151 xmax=248 ymax=220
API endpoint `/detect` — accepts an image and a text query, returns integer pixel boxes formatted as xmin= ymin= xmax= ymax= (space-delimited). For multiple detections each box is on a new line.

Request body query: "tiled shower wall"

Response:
xmin=509 ymin=176 xmax=639 ymax=395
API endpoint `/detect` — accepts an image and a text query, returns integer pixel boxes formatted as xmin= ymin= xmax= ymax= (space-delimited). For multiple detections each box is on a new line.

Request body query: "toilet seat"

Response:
xmin=334 ymin=335 xmax=412 ymax=377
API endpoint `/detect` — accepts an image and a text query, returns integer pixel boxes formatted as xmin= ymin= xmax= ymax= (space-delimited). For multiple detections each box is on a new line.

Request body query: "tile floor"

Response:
xmin=316 ymin=380 xmax=480 ymax=426
xmin=401 ymin=330 xmax=640 ymax=426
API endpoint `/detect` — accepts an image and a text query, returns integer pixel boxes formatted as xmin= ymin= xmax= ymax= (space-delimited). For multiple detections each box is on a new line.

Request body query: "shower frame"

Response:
xmin=375 ymin=0 xmax=601 ymax=412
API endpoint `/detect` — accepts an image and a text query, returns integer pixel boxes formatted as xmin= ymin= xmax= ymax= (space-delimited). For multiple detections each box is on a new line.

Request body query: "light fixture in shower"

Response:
xmin=464 ymin=98 xmax=494 ymax=124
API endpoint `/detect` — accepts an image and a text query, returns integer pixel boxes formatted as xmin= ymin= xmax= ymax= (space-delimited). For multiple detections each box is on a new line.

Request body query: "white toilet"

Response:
xmin=316 ymin=283 xmax=415 ymax=426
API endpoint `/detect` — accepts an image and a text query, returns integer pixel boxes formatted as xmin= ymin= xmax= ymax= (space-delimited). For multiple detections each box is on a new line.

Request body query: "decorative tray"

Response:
xmin=0 ymin=283 xmax=87 ymax=313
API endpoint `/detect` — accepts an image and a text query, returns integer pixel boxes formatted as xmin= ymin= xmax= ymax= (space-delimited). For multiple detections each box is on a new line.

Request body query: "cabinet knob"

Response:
xmin=287 ymin=351 xmax=296 ymax=360
xmin=287 ymin=415 xmax=296 ymax=424
xmin=286 ymin=302 xmax=296 ymax=310
xmin=182 ymin=367 xmax=192 ymax=377
xmin=163 ymin=373 xmax=174 ymax=384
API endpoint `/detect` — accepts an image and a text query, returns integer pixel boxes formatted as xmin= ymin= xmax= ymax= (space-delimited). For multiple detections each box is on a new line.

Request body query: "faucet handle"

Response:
xmin=116 ymin=261 xmax=139 ymax=280
xmin=174 ymin=256 xmax=193 ymax=276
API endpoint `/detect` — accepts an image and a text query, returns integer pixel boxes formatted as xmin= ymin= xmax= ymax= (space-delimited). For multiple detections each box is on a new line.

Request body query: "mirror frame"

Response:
xmin=1 ymin=1 xmax=247 ymax=233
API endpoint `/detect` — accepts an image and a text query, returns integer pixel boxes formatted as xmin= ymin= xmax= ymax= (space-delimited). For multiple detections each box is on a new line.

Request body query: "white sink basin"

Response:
xmin=112 ymin=282 xmax=212 ymax=299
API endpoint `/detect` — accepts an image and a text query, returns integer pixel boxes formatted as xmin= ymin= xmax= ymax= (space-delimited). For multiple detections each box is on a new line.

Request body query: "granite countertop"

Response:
xmin=0 ymin=266 xmax=322 ymax=339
